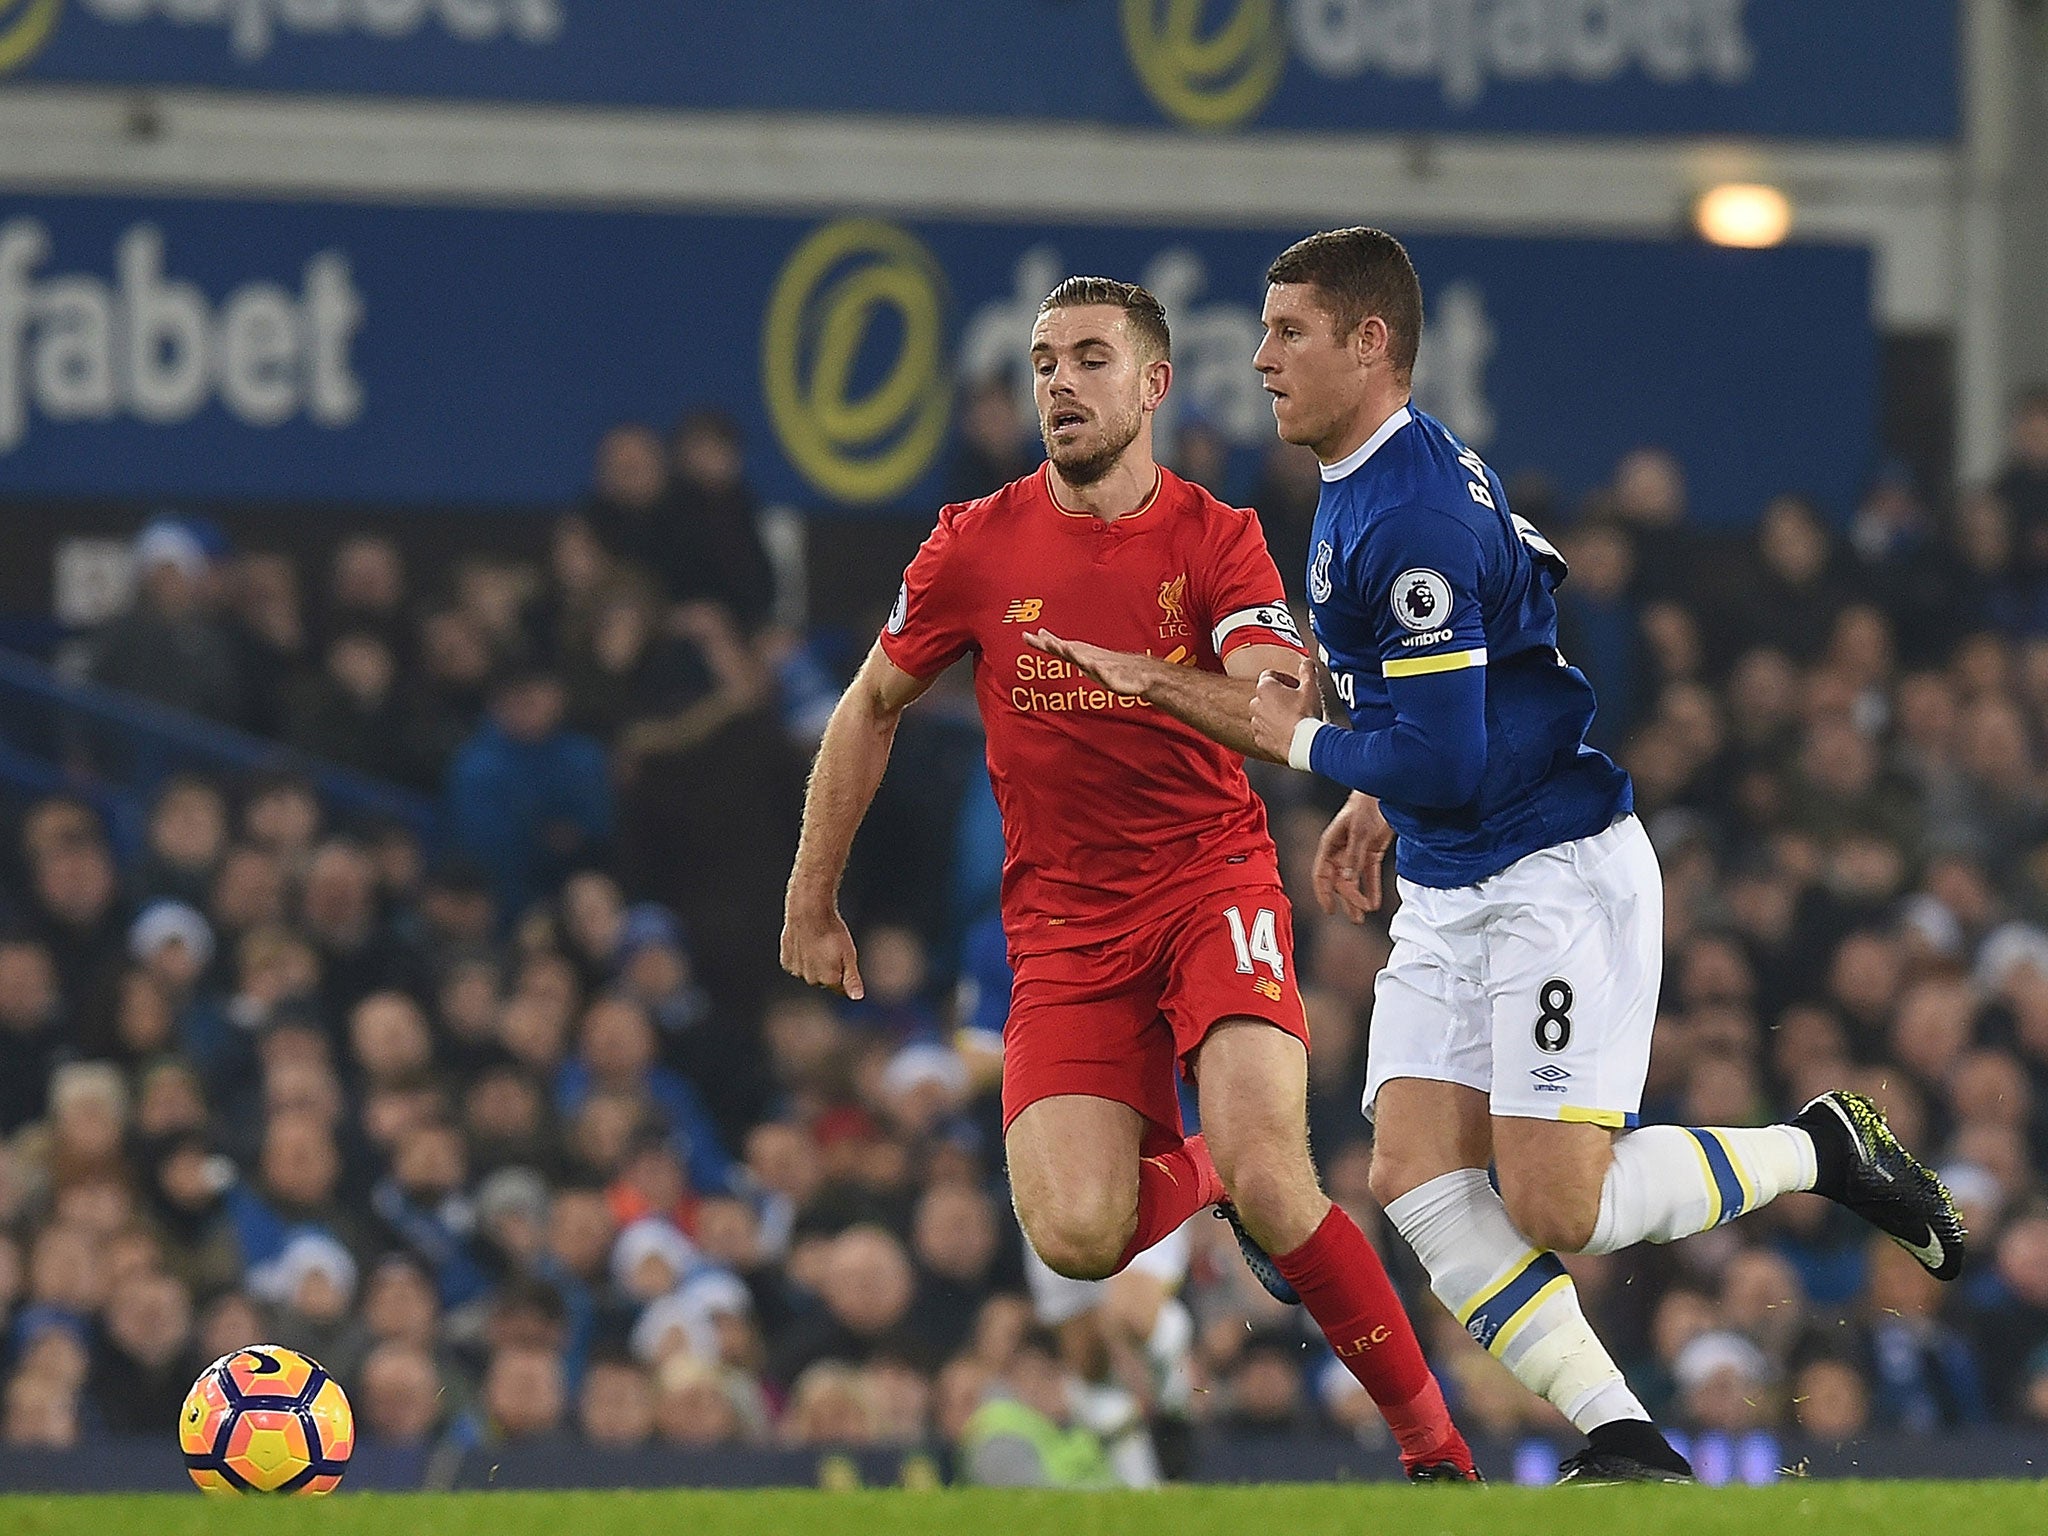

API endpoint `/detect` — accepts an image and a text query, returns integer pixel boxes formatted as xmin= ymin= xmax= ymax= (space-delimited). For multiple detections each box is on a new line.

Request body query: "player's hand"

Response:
xmin=1313 ymin=791 xmax=1394 ymax=922
xmin=1025 ymin=630 xmax=1161 ymax=698
xmin=1248 ymin=653 xmax=1317 ymax=762
xmin=780 ymin=899 xmax=865 ymax=999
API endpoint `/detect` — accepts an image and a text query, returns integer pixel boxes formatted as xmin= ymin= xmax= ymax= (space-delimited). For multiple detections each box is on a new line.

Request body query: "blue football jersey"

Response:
xmin=1308 ymin=405 xmax=1631 ymax=887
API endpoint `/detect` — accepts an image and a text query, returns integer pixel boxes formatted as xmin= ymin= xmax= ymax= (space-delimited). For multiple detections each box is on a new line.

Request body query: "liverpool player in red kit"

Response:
xmin=782 ymin=278 xmax=1475 ymax=1479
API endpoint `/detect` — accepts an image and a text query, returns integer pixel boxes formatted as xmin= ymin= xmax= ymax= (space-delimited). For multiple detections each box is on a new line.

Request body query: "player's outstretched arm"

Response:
xmin=1026 ymin=630 xmax=1303 ymax=761
xmin=782 ymin=643 xmax=933 ymax=998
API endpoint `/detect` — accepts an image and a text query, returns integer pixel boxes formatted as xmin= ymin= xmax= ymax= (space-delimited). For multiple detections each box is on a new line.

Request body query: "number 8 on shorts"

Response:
xmin=1534 ymin=978 xmax=1573 ymax=1054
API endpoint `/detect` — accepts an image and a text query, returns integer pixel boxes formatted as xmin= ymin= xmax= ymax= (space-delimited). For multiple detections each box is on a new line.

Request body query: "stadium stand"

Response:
xmin=3 ymin=383 xmax=2048 ymax=1486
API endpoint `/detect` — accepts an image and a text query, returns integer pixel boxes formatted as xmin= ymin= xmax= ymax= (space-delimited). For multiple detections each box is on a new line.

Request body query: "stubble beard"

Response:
xmin=1043 ymin=406 xmax=1142 ymax=489
xmin=1272 ymin=395 xmax=1322 ymax=454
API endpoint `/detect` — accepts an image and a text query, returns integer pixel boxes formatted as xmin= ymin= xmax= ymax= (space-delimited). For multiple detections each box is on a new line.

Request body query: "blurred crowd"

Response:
xmin=2 ymin=382 xmax=2048 ymax=1480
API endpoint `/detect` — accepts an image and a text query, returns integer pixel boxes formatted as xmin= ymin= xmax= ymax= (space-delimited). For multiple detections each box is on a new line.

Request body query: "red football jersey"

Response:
xmin=880 ymin=464 xmax=1305 ymax=954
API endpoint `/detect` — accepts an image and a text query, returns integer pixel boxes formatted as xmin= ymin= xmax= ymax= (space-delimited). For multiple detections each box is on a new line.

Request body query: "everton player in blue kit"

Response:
xmin=1055 ymin=228 xmax=1966 ymax=1484
xmin=1249 ymin=228 xmax=1965 ymax=1483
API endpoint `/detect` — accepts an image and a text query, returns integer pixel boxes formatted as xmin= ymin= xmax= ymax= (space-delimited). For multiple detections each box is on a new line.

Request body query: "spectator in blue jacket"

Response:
xmin=369 ymin=1120 xmax=493 ymax=1310
xmin=1555 ymin=517 xmax=1644 ymax=752
xmin=448 ymin=667 xmax=613 ymax=924
xmin=1861 ymin=1237 xmax=1988 ymax=1431
xmin=555 ymin=995 xmax=732 ymax=1196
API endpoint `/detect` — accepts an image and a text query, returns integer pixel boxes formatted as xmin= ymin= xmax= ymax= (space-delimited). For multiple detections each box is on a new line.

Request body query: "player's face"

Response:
xmin=1030 ymin=306 xmax=1166 ymax=488
xmin=1255 ymin=284 xmax=1366 ymax=457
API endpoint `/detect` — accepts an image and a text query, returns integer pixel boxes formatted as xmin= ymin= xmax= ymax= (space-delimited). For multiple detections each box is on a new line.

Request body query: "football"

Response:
xmin=178 ymin=1345 xmax=355 ymax=1495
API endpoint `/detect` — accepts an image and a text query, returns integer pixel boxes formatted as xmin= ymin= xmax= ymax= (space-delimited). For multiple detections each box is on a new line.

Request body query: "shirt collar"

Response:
xmin=1319 ymin=405 xmax=1413 ymax=483
xmin=1043 ymin=461 xmax=1165 ymax=525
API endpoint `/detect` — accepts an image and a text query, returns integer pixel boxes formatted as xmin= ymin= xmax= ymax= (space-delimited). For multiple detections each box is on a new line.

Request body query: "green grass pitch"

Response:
xmin=3 ymin=1485 xmax=2046 ymax=1536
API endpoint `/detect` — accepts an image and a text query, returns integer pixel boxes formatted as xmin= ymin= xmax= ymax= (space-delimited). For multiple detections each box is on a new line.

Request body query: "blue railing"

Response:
xmin=0 ymin=646 xmax=443 ymax=851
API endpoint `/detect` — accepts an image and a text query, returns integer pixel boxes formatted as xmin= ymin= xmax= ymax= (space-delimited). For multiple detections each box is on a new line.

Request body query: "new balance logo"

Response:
xmin=1002 ymin=599 xmax=1043 ymax=623
xmin=1253 ymin=977 xmax=1283 ymax=1002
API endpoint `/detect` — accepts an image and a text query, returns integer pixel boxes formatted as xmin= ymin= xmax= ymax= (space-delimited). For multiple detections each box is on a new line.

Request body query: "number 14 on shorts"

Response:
xmin=1223 ymin=906 xmax=1286 ymax=997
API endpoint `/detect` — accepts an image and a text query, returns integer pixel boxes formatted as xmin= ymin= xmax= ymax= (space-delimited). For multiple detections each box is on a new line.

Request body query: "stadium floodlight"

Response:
xmin=1694 ymin=183 xmax=1793 ymax=249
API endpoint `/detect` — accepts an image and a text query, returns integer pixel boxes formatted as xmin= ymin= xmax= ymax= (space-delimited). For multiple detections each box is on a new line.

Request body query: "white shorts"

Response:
xmin=1364 ymin=814 xmax=1661 ymax=1129
xmin=1023 ymin=1217 xmax=1191 ymax=1328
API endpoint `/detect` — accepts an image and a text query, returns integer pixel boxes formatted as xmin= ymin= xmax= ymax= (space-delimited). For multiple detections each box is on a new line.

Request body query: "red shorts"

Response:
xmin=1001 ymin=884 xmax=1309 ymax=1157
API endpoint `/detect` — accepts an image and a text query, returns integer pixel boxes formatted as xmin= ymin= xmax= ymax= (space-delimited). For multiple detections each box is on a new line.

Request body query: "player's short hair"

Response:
xmin=1266 ymin=227 xmax=1423 ymax=375
xmin=1037 ymin=277 xmax=1172 ymax=362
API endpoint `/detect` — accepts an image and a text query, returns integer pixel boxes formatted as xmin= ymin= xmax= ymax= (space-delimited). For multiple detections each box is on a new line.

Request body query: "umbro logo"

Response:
xmin=1530 ymin=1065 xmax=1572 ymax=1083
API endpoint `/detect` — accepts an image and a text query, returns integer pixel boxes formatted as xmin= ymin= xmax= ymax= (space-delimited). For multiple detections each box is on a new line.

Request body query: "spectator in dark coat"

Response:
xmin=1609 ymin=446 xmax=1705 ymax=603
xmin=1915 ymin=488 xmax=2034 ymax=659
xmin=301 ymin=839 xmax=427 ymax=1023
xmin=88 ymin=1270 xmax=200 ymax=1434
xmin=321 ymin=535 xmax=410 ymax=654
xmin=87 ymin=519 xmax=244 ymax=725
xmin=26 ymin=831 xmax=128 ymax=1016
xmin=1997 ymin=385 xmax=2048 ymax=580
xmin=403 ymin=606 xmax=495 ymax=785
xmin=285 ymin=630 xmax=423 ymax=787
xmin=558 ymin=574 xmax=715 ymax=745
xmin=223 ymin=550 xmax=308 ymax=741
xmin=909 ymin=1183 xmax=1002 ymax=1363
xmin=767 ymin=1225 xmax=927 ymax=1388
xmin=651 ymin=410 xmax=778 ymax=636
xmin=1726 ymin=494 xmax=1850 ymax=665
xmin=947 ymin=376 xmax=1038 ymax=505
xmin=0 ymin=938 xmax=66 ymax=1135
xmin=136 ymin=777 xmax=230 ymax=909
xmin=580 ymin=423 xmax=671 ymax=583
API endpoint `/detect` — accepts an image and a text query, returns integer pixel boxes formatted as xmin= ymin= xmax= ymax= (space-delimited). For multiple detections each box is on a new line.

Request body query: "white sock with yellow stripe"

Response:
xmin=1583 ymin=1125 xmax=1817 ymax=1255
xmin=1384 ymin=1168 xmax=1648 ymax=1432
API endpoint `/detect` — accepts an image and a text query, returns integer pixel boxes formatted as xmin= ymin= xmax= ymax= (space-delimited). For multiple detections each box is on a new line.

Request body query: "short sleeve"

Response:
xmin=877 ymin=507 xmax=977 ymax=679
xmin=1361 ymin=505 xmax=1488 ymax=680
xmin=1202 ymin=507 xmax=1307 ymax=661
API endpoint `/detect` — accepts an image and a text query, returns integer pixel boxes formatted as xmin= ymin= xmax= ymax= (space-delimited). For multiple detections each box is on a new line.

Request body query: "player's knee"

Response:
xmin=1028 ymin=1223 xmax=1124 ymax=1281
xmin=1501 ymin=1184 xmax=1598 ymax=1255
xmin=1017 ymin=1196 xmax=1130 ymax=1281
xmin=1216 ymin=1144 xmax=1318 ymax=1231
xmin=1366 ymin=1146 xmax=1432 ymax=1213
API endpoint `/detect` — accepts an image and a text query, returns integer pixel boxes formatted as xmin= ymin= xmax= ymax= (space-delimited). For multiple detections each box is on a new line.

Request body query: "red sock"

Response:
xmin=1273 ymin=1204 xmax=1473 ymax=1475
xmin=1114 ymin=1134 xmax=1224 ymax=1272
